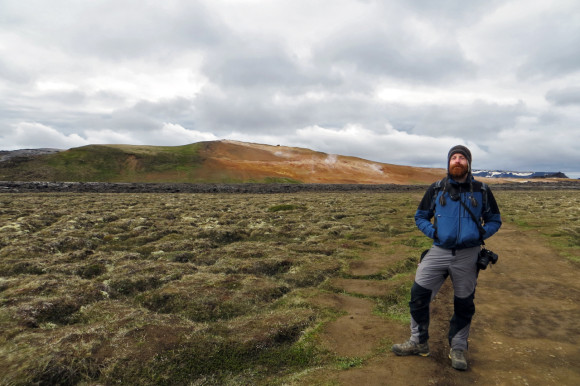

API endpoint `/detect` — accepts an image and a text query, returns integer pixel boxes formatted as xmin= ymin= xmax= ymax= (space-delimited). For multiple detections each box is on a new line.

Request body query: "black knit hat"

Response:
xmin=448 ymin=145 xmax=472 ymax=171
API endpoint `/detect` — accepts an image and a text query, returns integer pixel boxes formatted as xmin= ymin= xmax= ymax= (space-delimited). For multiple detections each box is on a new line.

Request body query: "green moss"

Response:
xmin=374 ymin=279 xmax=413 ymax=323
xmin=336 ymin=356 xmax=365 ymax=369
xmin=268 ymin=204 xmax=305 ymax=212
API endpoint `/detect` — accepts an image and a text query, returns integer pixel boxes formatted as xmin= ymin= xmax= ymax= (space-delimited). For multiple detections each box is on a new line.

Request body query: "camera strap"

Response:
xmin=459 ymin=199 xmax=486 ymax=243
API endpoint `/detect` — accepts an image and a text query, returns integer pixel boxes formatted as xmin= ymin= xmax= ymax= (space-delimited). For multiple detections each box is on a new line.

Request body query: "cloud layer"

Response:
xmin=1 ymin=0 xmax=579 ymax=174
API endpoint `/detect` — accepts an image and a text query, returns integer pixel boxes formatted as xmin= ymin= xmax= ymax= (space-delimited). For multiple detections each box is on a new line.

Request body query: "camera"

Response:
xmin=477 ymin=248 xmax=498 ymax=270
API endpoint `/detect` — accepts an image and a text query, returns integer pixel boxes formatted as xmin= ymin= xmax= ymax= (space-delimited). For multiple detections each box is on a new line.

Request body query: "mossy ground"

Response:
xmin=494 ymin=191 xmax=580 ymax=262
xmin=0 ymin=190 xmax=578 ymax=384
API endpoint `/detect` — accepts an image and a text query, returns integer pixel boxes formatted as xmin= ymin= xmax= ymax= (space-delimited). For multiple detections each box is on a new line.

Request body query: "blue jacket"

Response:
xmin=415 ymin=176 xmax=502 ymax=249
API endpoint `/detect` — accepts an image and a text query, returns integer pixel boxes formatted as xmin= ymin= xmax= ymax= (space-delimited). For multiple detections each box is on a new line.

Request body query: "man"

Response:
xmin=391 ymin=145 xmax=502 ymax=370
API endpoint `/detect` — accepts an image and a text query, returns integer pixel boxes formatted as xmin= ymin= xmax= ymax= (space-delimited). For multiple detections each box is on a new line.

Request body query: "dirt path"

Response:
xmin=303 ymin=223 xmax=580 ymax=385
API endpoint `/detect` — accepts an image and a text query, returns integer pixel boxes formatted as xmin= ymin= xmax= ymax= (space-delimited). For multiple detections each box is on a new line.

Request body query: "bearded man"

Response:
xmin=391 ymin=145 xmax=502 ymax=370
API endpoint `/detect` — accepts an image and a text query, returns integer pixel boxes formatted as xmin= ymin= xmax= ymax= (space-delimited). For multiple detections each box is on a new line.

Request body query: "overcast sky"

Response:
xmin=1 ymin=0 xmax=579 ymax=175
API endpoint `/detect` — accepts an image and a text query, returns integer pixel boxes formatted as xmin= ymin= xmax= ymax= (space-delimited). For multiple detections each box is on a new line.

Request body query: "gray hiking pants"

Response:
xmin=409 ymin=245 xmax=479 ymax=351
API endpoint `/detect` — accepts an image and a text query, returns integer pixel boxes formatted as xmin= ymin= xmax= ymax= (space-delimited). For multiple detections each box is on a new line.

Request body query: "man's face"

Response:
xmin=449 ymin=153 xmax=469 ymax=180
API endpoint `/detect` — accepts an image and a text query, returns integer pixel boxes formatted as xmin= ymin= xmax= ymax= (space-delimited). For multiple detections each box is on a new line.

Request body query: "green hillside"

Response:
xmin=0 ymin=144 xmax=205 ymax=182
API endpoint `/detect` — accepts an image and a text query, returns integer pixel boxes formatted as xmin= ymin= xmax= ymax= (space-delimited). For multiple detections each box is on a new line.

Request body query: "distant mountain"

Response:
xmin=0 ymin=148 xmax=62 ymax=161
xmin=0 ymin=140 xmax=448 ymax=185
xmin=472 ymin=170 xmax=569 ymax=179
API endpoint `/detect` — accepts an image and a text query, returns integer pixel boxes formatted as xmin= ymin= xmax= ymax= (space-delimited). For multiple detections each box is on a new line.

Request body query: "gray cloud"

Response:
xmin=516 ymin=21 xmax=580 ymax=80
xmin=1 ymin=0 xmax=225 ymax=60
xmin=400 ymin=0 xmax=505 ymax=21
xmin=1 ymin=0 xmax=579 ymax=175
xmin=316 ymin=24 xmax=475 ymax=83
xmin=400 ymin=100 xmax=528 ymax=139
xmin=0 ymin=59 xmax=32 ymax=84
xmin=546 ymin=87 xmax=580 ymax=106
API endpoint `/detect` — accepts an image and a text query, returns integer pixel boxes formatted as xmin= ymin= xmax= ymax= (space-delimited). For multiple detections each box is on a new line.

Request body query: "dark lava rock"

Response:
xmin=1 ymin=180 xmax=579 ymax=193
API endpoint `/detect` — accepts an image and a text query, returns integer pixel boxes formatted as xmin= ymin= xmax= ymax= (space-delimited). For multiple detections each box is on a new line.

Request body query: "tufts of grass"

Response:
xmin=336 ymin=356 xmax=365 ymax=369
xmin=198 ymin=227 xmax=250 ymax=244
xmin=10 ymin=285 xmax=107 ymax=327
xmin=137 ymin=273 xmax=290 ymax=322
xmin=76 ymin=262 xmax=106 ymax=279
xmin=283 ymin=260 xmax=343 ymax=288
xmin=399 ymin=236 xmax=432 ymax=249
xmin=382 ymin=255 xmax=419 ymax=279
xmin=117 ymin=333 xmax=319 ymax=386
xmin=495 ymin=191 xmax=580 ymax=262
xmin=268 ymin=204 xmax=306 ymax=212
xmin=0 ymin=261 xmax=46 ymax=276
xmin=374 ymin=276 xmax=414 ymax=323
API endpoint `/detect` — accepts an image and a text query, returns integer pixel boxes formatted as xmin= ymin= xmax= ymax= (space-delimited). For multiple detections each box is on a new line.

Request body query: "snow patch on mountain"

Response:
xmin=472 ymin=170 xmax=569 ymax=179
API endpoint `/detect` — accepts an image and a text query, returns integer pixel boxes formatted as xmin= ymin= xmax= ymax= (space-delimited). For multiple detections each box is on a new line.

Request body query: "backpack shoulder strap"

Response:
xmin=480 ymin=181 xmax=489 ymax=210
xmin=435 ymin=177 xmax=447 ymax=189
xmin=473 ymin=179 xmax=489 ymax=211
xmin=430 ymin=177 xmax=447 ymax=212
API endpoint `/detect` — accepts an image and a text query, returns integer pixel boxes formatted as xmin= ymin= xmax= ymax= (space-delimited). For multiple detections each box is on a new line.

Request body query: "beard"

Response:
xmin=449 ymin=164 xmax=469 ymax=180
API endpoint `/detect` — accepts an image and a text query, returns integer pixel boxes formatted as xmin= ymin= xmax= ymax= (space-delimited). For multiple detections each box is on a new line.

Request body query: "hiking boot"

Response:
xmin=391 ymin=340 xmax=430 ymax=357
xmin=449 ymin=349 xmax=468 ymax=370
